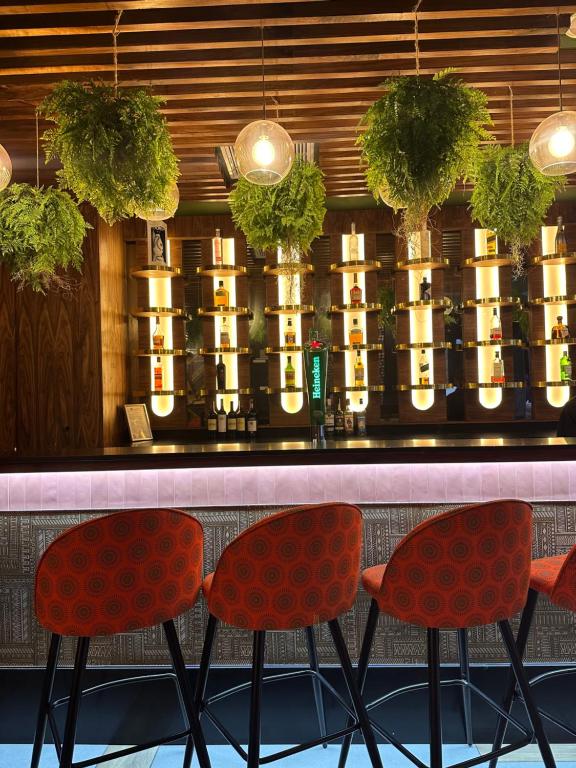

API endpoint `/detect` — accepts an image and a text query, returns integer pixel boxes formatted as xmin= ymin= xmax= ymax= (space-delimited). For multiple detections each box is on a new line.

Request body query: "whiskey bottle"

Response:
xmin=344 ymin=399 xmax=354 ymax=436
xmin=349 ymin=318 xmax=363 ymax=347
xmin=227 ymin=401 xmax=237 ymax=436
xmin=350 ymin=273 xmax=362 ymax=305
xmin=214 ymin=280 xmax=229 ymax=307
xmin=490 ymin=308 xmax=502 ymax=340
xmin=419 ymin=277 xmax=431 ymax=301
xmin=236 ymin=403 xmax=246 ymax=437
xmin=419 ymin=349 xmax=430 ymax=385
xmin=556 ymin=216 xmax=568 ymax=256
xmin=285 ymin=355 xmax=296 ymax=389
xmin=349 ymin=222 xmax=359 ymax=260
xmin=217 ymin=399 xmax=227 ymax=436
xmin=560 ymin=350 xmax=572 ymax=381
xmin=154 ymin=356 xmax=163 ymax=390
xmin=284 ymin=317 xmax=296 ymax=348
xmin=491 ymin=350 xmax=505 ymax=383
xmin=216 ymin=355 xmax=226 ymax=390
xmin=356 ymin=397 xmax=367 ymax=436
xmin=207 ymin=400 xmax=217 ymax=438
xmin=325 ymin=397 xmax=335 ymax=437
xmin=354 ymin=350 xmax=365 ymax=386
xmin=552 ymin=315 xmax=570 ymax=341
xmin=334 ymin=397 xmax=345 ymax=436
xmin=152 ymin=316 xmax=164 ymax=350
xmin=213 ymin=228 xmax=223 ymax=266
xmin=219 ymin=316 xmax=231 ymax=350
xmin=247 ymin=398 xmax=258 ymax=438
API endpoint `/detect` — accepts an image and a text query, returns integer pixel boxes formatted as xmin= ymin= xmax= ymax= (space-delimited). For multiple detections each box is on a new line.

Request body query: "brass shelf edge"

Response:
xmin=330 ymin=385 xmax=385 ymax=392
xmin=393 ymin=300 xmax=451 ymax=312
xmin=329 ymin=303 xmax=382 ymax=313
xmin=262 ymin=387 xmax=305 ymax=394
xmin=462 ymin=255 xmax=513 ymax=268
xmin=265 ymin=304 xmax=315 ymax=315
xmin=395 ymin=342 xmax=452 ymax=351
xmin=330 ymin=260 xmax=380 ymax=273
xmin=130 ymin=265 xmax=183 ymax=279
xmin=532 ymin=380 xmax=575 ymax=388
xmin=133 ymin=389 xmax=187 ymax=397
xmin=265 ymin=346 xmax=304 ymax=354
xmin=464 ymin=382 xmax=525 ymax=389
xmin=531 ymin=338 xmax=576 ymax=346
xmin=131 ymin=307 xmax=187 ymax=318
xmin=137 ymin=349 xmax=187 ymax=356
xmin=462 ymin=339 xmax=523 ymax=348
xmin=199 ymin=347 xmax=250 ymax=355
xmin=462 ymin=297 xmax=520 ymax=309
xmin=199 ymin=388 xmax=254 ymax=396
xmin=197 ymin=306 xmax=251 ymax=316
xmin=264 ymin=262 xmax=314 ymax=275
xmin=395 ymin=257 xmax=449 ymax=271
xmin=331 ymin=344 xmax=383 ymax=352
xmin=531 ymin=253 xmax=576 ymax=266
xmin=530 ymin=296 xmax=576 ymax=306
xmin=396 ymin=383 xmax=453 ymax=391
xmin=196 ymin=264 xmax=247 ymax=276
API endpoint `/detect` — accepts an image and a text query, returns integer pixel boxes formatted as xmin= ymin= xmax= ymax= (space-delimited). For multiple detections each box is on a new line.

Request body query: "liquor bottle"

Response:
xmin=214 ymin=280 xmax=229 ymax=307
xmin=154 ymin=357 xmax=163 ymax=390
xmin=350 ymin=273 xmax=362 ymax=305
xmin=356 ymin=397 xmax=367 ymax=436
xmin=247 ymin=398 xmax=258 ymax=438
xmin=419 ymin=349 xmax=430 ymax=385
xmin=490 ymin=308 xmax=502 ymax=341
xmin=349 ymin=318 xmax=363 ymax=347
xmin=344 ymin=399 xmax=354 ymax=436
xmin=325 ymin=397 xmax=335 ymax=437
xmin=354 ymin=350 xmax=365 ymax=386
xmin=216 ymin=355 xmax=226 ymax=390
xmin=284 ymin=317 xmax=296 ymax=348
xmin=152 ymin=316 xmax=164 ymax=350
xmin=220 ymin=316 xmax=230 ymax=350
xmin=560 ymin=350 xmax=572 ymax=381
xmin=419 ymin=277 xmax=431 ymax=301
xmin=334 ymin=397 xmax=345 ymax=436
xmin=552 ymin=315 xmax=570 ymax=340
xmin=491 ymin=350 xmax=505 ymax=383
xmin=227 ymin=401 xmax=237 ymax=436
xmin=556 ymin=216 xmax=568 ymax=256
xmin=207 ymin=400 xmax=217 ymax=438
xmin=217 ymin=399 xmax=227 ymax=436
xmin=236 ymin=403 xmax=246 ymax=437
xmin=349 ymin=222 xmax=359 ymax=260
xmin=285 ymin=355 xmax=296 ymax=389
xmin=486 ymin=230 xmax=497 ymax=256
xmin=213 ymin=228 xmax=223 ymax=266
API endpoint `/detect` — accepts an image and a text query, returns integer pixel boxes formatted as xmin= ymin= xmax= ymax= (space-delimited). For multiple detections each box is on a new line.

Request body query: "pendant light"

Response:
xmin=529 ymin=12 xmax=576 ymax=175
xmin=0 ymin=144 xmax=12 ymax=191
xmin=234 ymin=24 xmax=294 ymax=186
xmin=135 ymin=181 xmax=180 ymax=221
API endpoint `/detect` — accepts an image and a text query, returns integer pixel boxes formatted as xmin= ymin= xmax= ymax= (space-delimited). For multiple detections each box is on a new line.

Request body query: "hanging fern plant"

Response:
xmin=39 ymin=81 xmax=179 ymax=224
xmin=470 ymin=143 xmax=565 ymax=273
xmin=0 ymin=183 xmax=90 ymax=292
xmin=229 ymin=158 xmax=326 ymax=259
xmin=359 ymin=69 xmax=492 ymax=236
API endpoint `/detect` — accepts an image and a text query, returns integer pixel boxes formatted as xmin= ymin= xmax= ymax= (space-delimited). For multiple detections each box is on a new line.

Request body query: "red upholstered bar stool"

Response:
xmin=30 ymin=508 xmax=211 ymax=768
xmin=338 ymin=500 xmax=556 ymax=768
xmin=195 ymin=502 xmax=384 ymax=768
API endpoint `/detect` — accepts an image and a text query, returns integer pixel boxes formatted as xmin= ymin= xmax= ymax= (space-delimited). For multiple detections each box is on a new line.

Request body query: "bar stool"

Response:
xmin=338 ymin=499 xmax=556 ymax=768
xmin=195 ymin=502 xmax=384 ymax=768
xmin=489 ymin=543 xmax=576 ymax=767
xmin=30 ymin=508 xmax=211 ymax=768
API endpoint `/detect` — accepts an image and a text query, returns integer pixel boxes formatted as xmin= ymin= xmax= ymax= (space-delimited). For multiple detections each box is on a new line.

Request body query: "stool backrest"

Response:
xmin=378 ymin=499 xmax=532 ymax=629
xmin=550 ymin=542 xmax=576 ymax=611
xmin=207 ymin=502 xmax=363 ymax=631
xmin=35 ymin=508 xmax=203 ymax=637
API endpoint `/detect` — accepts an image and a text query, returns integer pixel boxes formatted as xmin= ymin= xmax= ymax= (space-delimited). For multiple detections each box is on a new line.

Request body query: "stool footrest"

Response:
xmin=70 ymin=730 xmax=191 ymax=768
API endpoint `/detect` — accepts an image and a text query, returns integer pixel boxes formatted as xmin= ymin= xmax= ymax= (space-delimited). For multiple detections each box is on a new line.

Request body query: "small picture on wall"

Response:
xmin=147 ymin=220 xmax=167 ymax=265
xmin=124 ymin=403 xmax=153 ymax=442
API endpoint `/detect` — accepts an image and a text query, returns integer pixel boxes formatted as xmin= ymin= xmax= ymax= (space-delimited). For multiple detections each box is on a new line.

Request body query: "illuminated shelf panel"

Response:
xmin=264 ymin=262 xmax=314 ymax=276
xmin=531 ymin=253 xmax=576 ymax=267
xmin=131 ymin=265 xmax=183 ymax=279
xmin=132 ymin=306 xmax=187 ymax=318
xmin=532 ymin=380 xmax=575 ymax=388
xmin=462 ymin=297 xmax=520 ymax=309
xmin=197 ymin=306 xmax=251 ymax=317
xmin=199 ymin=388 xmax=253 ymax=396
xmin=196 ymin=264 xmax=247 ymax=277
xmin=133 ymin=389 xmax=186 ymax=397
xmin=462 ymin=255 xmax=513 ymax=269
xmin=330 ymin=385 xmax=385 ymax=393
xmin=395 ymin=257 xmax=449 ymax=271
xmin=529 ymin=295 xmax=576 ymax=306
xmin=331 ymin=344 xmax=383 ymax=352
xmin=531 ymin=338 xmax=576 ymax=346
xmin=394 ymin=299 xmax=450 ymax=312
xmin=464 ymin=382 xmax=524 ymax=390
xmin=264 ymin=304 xmax=315 ymax=315
xmin=262 ymin=387 xmax=305 ymax=395
xmin=329 ymin=303 xmax=381 ymax=313
xmin=137 ymin=348 xmax=186 ymax=357
xmin=330 ymin=259 xmax=380 ymax=274
xmin=463 ymin=339 xmax=523 ymax=349
xmin=395 ymin=342 xmax=451 ymax=351
xmin=397 ymin=383 xmax=453 ymax=391
xmin=199 ymin=347 xmax=250 ymax=355
xmin=265 ymin=346 xmax=304 ymax=354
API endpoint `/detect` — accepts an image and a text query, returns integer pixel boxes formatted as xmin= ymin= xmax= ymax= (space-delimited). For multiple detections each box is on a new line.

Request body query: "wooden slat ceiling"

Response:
xmin=1 ymin=0 xmax=576 ymax=202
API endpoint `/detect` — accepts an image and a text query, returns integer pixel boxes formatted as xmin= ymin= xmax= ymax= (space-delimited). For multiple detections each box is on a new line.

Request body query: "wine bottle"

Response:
xmin=334 ymin=397 xmax=345 ymax=437
xmin=350 ymin=273 xmax=362 ymax=305
xmin=236 ymin=402 xmax=246 ymax=437
xmin=490 ymin=308 xmax=502 ymax=341
xmin=227 ymin=401 xmax=237 ymax=436
xmin=354 ymin=350 xmax=365 ymax=386
xmin=419 ymin=349 xmax=430 ymax=385
xmin=356 ymin=397 xmax=367 ymax=436
xmin=556 ymin=216 xmax=568 ymax=257
xmin=213 ymin=228 xmax=223 ymax=266
xmin=344 ymin=399 xmax=354 ymax=436
xmin=214 ymin=280 xmax=229 ymax=307
xmin=560 ymin=350 xmax=572 ymax=381
xmin=216 ymin=355 xmax=226 ymax=390
xmin=284 ymin=317 xmax=296 ymax=348
xmin=247 ymin=398 xmax=258 ymax=438
xmin=220 ymin=316 xmax=230 ymax=350
xmin=152 ymin=316 xmax=164 ymax=350
xmin=217 ymin=399 xmax=227 ymax=436
xmin=207 ymin=400 xmax=217 ymax=438
xmin=154 ymin=356 xmax=163 ymax=390
xmin=552 ymin=315 xmax=570 ymax=341
xmin=325 ymin=396 xmax=335 ymax=437
xmin=285 ymin=355 xmax=296 ymax=389
xmin=349 ymin=318 xmax=363 ymax=347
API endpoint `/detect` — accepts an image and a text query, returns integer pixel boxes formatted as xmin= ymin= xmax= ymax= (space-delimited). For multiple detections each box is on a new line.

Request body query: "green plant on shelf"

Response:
xmin=39 ymin=81 xmax=179 ymax=224
xmin=0 ymin=183 xmax=90 ymax=292
xmin=469 ymin=143 xmax=564 ymax=275
xmin=358 ymin=69 xmax=492 ymax=237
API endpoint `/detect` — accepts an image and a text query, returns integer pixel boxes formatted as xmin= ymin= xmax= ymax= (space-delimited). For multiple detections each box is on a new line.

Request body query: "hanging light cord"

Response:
xmin=35 ymin=108 xmax=39 ymax=188
xmin=557 ymin=9 xmax=564 ymax=112
xmin=414 ymin=0 xmax=423 ymax=76
xmin=508 ymin=85 xmax=515 ymax=147
xmin=113 ymin=10 xmax=123 ymax=93
xmin=260 ymin=22 xmax=266 ymax=120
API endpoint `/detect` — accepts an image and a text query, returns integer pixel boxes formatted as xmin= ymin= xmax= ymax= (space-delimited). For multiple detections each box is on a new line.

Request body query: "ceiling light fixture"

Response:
xmin=529 ymin=11 xmax=576 ymax=175
xmin=233 ymin=23 xmax=294 ymax=186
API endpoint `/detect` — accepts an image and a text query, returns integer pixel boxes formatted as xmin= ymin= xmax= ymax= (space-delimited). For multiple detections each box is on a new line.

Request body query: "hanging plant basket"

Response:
xmin=470 ymin=143 xmax=565 ymax=273
xmin=359 ymin=69 xmax=492 ymax=236
xmin=39 ymin=81 xmax=179 ymax=224
xmin=0 ymin=183 xmax=90 ymax=292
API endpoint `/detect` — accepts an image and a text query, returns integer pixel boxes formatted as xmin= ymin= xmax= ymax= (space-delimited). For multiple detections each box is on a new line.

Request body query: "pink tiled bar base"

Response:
xmin=1 ymin=460 xmax=574 ymax=511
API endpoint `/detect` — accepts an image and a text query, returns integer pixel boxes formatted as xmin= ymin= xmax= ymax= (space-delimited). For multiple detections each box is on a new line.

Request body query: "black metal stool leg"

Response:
xmin=489 ymin=589 xmax=539 ymax=768
xmin=457 ymin=629 xmax=473 ymax=746
xmin=163 ymin=620 xmax=212 ymax=768
xmin=247 ymin=631 xmax=266 ymax=768
xmin=305 ymin=626 xmax=327 ymax=748
xmin=329 ymin=617 xmax=383 ymax=768
xmin=499 ymin=619 xmax=556 ymax=768
xmin=30 ymin=633 xmax=62 ymax=768
xmin=59 ymin=637 xmax=90 ymax=768
xmin=428 ymin=628 xmax=443 ymax=768
xmin=338 ymin=599 xmax=380 ymax=768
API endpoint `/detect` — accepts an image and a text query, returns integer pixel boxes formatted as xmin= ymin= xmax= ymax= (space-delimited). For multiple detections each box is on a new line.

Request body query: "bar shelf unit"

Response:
xmin=529 ymin=223 xmax=576 ymax=419
xmin=131 ymin=306 xmax=187 ymax=318
xmin=394 ymin=229 xmax=449 ymax=423
xmin=330 ymin=260 xmax=380 ymax=274
xmin=130 ymin=265 xmax=183 ymax=279
xmin=197 ymin=306 xmax=251 ymax=317
xmin=137 ymin=348 xmax=186 ymax=357
xmin=461 ymin=229 xmax=521 ymax=420
xmin=196 ymin=264 xmax=247 ymax=277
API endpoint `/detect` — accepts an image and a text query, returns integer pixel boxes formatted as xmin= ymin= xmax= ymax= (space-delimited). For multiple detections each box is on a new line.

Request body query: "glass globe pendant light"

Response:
xmin=529 ymin=12 xmax=576 ymax=175
xmin=0 ymin=143 xmax=12 ymax=191
xmin=135 ymin=181 xmax=180 ymax=221
xmin=234 ymin=24 xmax=294 ymax=186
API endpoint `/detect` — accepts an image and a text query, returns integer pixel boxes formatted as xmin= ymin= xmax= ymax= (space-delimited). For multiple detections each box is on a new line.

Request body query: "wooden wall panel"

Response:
xmin=0 ymin=265 xmax=16 ymax=454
